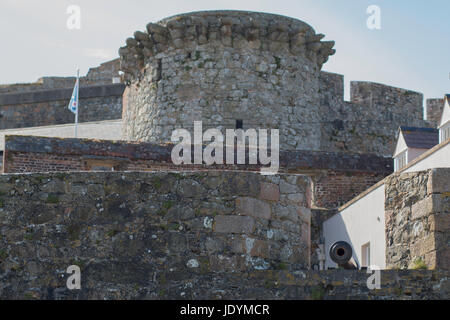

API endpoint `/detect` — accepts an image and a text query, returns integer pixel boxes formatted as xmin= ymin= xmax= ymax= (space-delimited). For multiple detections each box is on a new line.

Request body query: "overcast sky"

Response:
xmin=0 ymin=0 xmax=448 ymax=101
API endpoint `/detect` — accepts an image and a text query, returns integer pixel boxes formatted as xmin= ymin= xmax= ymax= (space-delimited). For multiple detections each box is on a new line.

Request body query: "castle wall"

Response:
xmin=426 ymin=98 xmax=445 ymax=127
xmin=385 ymin=168 xmax=450 ymax=269
xmin=0 ymin=171 xmax=310 ymax=295
xmin=318 ymin=73 xmax=431 ymax=156
xmin=0 ymin=84 xmax=124 ymax=129
xmin=120 ymin=11 xmax=335 ymax=151
xmin=0 ymin=170 xmax=448 ymax=299
xmin=120 ymin=10 xmax=432 ymax=157
xmin=3 ymin=135 xmax=392 ymax=210
xmin=0 ymin=58 xmax=120 ymax=95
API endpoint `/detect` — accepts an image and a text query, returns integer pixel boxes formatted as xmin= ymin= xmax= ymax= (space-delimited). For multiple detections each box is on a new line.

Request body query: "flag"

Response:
xmin=68 ymin=77 xmax=79 ymax=114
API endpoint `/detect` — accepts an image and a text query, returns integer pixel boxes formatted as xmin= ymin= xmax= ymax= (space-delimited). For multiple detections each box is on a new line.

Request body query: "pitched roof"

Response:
xmin=400 ymin=127 xmax=439 ymax=149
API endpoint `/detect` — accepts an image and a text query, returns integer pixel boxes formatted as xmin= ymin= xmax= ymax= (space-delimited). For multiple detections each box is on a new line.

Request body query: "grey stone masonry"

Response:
xmin=120 ymin=10 xmax=335 ymax=151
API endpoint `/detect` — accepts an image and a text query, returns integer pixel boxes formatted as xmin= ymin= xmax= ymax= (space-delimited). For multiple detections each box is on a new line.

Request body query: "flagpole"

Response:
xmin=75 ymin=68 xmax=79 ymax=138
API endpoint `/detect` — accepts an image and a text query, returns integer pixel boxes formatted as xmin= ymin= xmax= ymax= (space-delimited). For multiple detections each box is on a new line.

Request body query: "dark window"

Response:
xmin=236 ymin=119 xmax=243 ymax=129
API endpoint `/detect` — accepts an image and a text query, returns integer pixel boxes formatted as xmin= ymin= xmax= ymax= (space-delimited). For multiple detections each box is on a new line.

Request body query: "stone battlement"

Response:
xmin=0 ymin=59 xmax=123 ymax=130
xmin=119 ymin=10 xmax=335 ymax=83
xmin=318 ymin=71 xmax=431 ymax=156
xmin=0 ymin=59 xmax=120 ymax=95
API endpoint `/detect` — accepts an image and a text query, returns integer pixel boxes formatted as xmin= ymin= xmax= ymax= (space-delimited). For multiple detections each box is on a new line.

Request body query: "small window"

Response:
xmin=439 ymin=124 xmax=450 ymax=143
xmin=236 ymin=119 xmax=243 ymax=129
xmin=395 ymin=151 xmax=407 ymax=171
xmin=361 ymin=242 xmax=370 ymax=268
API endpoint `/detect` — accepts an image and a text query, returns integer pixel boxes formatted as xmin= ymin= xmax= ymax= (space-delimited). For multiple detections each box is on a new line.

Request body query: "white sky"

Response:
xmin=0 ymin=0 xmax=448 ymax=101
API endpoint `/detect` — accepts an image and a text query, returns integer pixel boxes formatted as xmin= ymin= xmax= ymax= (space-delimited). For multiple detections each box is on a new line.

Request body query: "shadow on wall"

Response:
xmin=323 ymin=214 xmax=359 ymax=269
xmin=323 ymin=184 xmax=387 ymax=270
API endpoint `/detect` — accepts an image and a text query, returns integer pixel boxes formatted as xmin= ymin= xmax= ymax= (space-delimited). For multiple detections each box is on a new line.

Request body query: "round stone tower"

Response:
xmin=119 ymin=10 xmax=335 ymax=150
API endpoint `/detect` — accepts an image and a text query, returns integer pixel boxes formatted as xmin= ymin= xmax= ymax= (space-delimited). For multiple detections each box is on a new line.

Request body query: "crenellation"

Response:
xmin=0 ymin=59 xmax=123 ymax=130
xmin=317 ymin=74 xmax=433 ymax=156
xmin=120 ymin=11 xmax=439 ymax=157
xmin=119 ymin=11 xmax=335 ymax=85
xmin=426 ymin=98 xmax=445 ymax=127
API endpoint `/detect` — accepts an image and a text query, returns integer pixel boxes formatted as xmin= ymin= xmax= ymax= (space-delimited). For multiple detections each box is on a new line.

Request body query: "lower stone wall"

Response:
xmin=0 ymin=171 xmax=311 ymax=299
xmin=0 ymin=171 xmax=448 ymax=299
xmin=385 ymin=168 xmax=450 ymax=269
xmin=1 ymin=267 xmax=449 ymax=299
xmin=3 ymin=135 xmax=392 ymax=211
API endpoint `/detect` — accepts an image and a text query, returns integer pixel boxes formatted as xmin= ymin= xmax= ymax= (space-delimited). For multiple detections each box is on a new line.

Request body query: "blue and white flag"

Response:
xmin=68 ymin=77 xmax=79 ymax=114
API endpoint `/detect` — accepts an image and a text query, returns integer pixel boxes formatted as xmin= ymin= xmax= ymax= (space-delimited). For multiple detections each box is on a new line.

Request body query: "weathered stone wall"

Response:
xmin=120 ymin=11 xmax=335 ymax=151
xmin=0 ymin=59 xmax=120 ymax=95
xmin=318 ymin=73 xmax=431 ymax=156
xmin=385 ymin=168 xmax=450 ymax=269
xmin=3 ymin=135 xmax=392 ymax=210
xmin=426 ymin=98 xmax=445 ymax=128
xmin=0 ymin=59 xmax=122 ymax=130
xmin=0 ymin=171 xmax=311 ymax=298
xmin=0 ymin=84 xmax=124 ymax=130
xmin=0 ymin=172 xmax=448 ymax=300
xmin=119 ymin=11 xmax=435 ymax=157
xmin=310 ymin=208 xmax=336 ymax=270
xmin=84 ymin=59 xmax=121 ymax=86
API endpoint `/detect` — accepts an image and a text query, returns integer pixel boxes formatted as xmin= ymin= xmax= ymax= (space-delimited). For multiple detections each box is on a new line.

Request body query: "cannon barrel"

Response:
xmin=329 ymin=241 xmax=358 ymax=269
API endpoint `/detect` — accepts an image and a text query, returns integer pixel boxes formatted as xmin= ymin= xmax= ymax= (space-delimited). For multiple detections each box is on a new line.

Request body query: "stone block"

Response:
xmin=411 ymin=196 xmax=432 ymax=220
xmin=429 ymin=168 xmax=450 ymax=194
xmin=236 ymin=197 xmax=271 ymax=220
xmin=245 ymin=238 xmax=271 ymax=258
xmin=433 ymin=193 xmax=450 ymax=213
xmin=298 ymin=206 xmax=311 ymax=223
xmin=279 ymin=179 xmax=298 ymax=194
xmin=436 ymin=248 xmax=450 ymax=270
xmin=410 ymin=236 xmax=435 ymax=257
xmin=429 ymin=213 xmax=450 ymax=232
xmin=287 ymin=193 xmax=304 ymax=204
xmin=424 ymin=250 xmax=437 ymax=269
xmin=259 ymin=182 xmax=280 ymax=201
xmin=214 ymin=215 xmax=255 ymax=234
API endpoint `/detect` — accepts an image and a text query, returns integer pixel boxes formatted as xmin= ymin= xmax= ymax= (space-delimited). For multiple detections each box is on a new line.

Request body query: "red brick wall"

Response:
xmin=3 ymin=135 xmax=392 ymax=209
xmin=4 ymin=152 xmax=85 ymax=173
xmin=4 ymin=151 xmax=263 ymax=174
xmin=312 ymin=171 xmax=386 ymax=208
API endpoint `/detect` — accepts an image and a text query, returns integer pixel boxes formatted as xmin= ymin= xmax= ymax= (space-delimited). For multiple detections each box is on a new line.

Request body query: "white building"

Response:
xmin=393 ymin=127 xmax=438 ymax=172
xmin=323 ymin=96 xmax=450 ymax=270
xmin=438 ymin=94 xmax=450 ymax=143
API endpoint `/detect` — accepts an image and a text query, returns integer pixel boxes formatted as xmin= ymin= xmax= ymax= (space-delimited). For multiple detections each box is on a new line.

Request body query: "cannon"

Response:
xmin=329 ymin=241 xmax=358 ymax=269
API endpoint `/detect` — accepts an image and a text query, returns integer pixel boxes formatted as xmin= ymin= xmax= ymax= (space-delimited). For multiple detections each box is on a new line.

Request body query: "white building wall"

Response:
xmin=407 ymin=148 xmax=427 ymax=164
xmin=0 ymin=120 xmax=123 ymax=151
xmin=404 ymin=142 xmax=450 ymax=173
xmin=323 ymin=184 xmax=386 ymax=269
